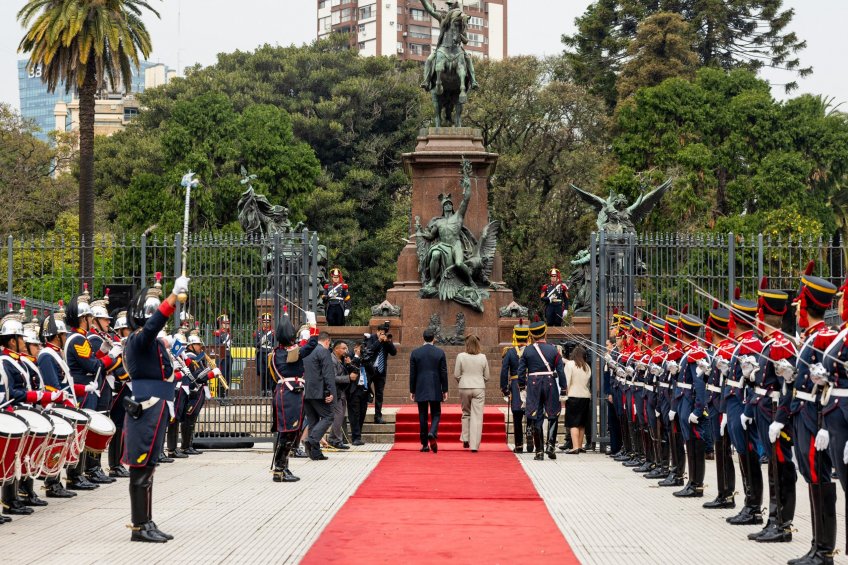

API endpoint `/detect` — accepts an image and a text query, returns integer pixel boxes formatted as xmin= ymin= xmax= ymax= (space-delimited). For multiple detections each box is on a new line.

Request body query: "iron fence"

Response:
xmin=0 ymin=230 xmax=321 ymax=444
xmin=588 ymin=231 xmax=845 ymax=448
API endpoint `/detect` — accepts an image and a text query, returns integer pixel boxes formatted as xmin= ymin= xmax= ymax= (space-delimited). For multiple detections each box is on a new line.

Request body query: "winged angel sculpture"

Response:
xmin=569 ymin=180 xmax=673 ymax=236
xmin=415 ymin=160 xmax=498 ymax=313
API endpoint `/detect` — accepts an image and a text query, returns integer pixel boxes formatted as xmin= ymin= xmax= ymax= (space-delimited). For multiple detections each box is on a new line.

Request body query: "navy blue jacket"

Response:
xmin=37 ymin=345 xmax=64 ymax=390
xmin=517 ymin=342 xmax=567 ymax=392
xmin=409 ymin=343 xmax=448 ymax=402
xmin=124 ymin=303 xmax=176 ymax=402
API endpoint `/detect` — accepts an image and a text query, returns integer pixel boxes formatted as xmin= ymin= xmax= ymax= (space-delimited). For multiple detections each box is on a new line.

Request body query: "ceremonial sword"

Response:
xmin=178 ymin=171 xmax=200 ymax=304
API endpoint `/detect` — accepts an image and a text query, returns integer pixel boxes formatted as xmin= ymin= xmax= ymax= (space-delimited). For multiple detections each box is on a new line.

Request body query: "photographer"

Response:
xmin=364 ymin=321 xmax=397 ymax=424
xmin=328 ymin=340 xmax=355 ymax=449
xmin=347 ymin=342 xmax=368 ymax=446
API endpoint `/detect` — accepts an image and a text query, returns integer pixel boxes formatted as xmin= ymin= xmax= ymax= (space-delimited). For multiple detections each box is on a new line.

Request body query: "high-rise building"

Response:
xmin=18 ymin=60 xmax=174 ymax=142
xmin=317 ymin=0 xmax=507 ymax=62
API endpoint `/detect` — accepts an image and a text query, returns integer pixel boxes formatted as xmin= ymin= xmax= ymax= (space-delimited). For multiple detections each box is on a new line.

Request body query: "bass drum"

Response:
xmin=41 ymin=415 xmax=73 ymax=478
xmin=14 ymin=408 xmax=54 ymax=479
xmin=0 ymin=411 xmax=29 ymax=483
xmin=82 ymin=409 xmax=116 ymax=455
xmin=45 ymin=407 xmax=90 ymax=466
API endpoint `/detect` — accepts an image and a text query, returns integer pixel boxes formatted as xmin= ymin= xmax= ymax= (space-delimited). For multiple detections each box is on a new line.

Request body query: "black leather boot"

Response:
xmin=86 ymin=453 xmax=116 ymax=484
xmin=658 ymin=466 xmax=684 ymax=487
xmin=797 ymin=483 xmax=836 ymax=564
xmin=67 ymin=458 xmax=98 ymax=490
xmin=165 ymin=424 xmax=188 ymax=458
xmin=182 ymin=422 xmax=202 ymax=455
xmin=533 ymin=427 xmax=544 ymax=461
xmin=546 ymin=419 xmax=558 ymax=460
xmin=273 ymin=435 xmax=300 ymax=482
xmin=18 ymin=478 xmax=47 ymax=507
xmin=703 ymin=494 xmax=736 ymax=509
xmin=512 ymin=413 xmax=524 ymax=452
xmin=674 ymin=440 xmax=701 ymax=497
xmin=129 ymin=467 xmax=167 ymax=543
xmin=108 ymin=437 xmax=130 ymax=477
xmin=2 ymin=481 xmax=33 ymax=515
xmin=45 ymin=476 xmax=76 ymax=498
xmin=146 ymin=473 xmax=173 ymax=541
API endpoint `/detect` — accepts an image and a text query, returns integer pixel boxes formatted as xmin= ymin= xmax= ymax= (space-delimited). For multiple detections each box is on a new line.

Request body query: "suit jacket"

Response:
xmin=303 ymin=344 xmax=337 ymax=400
xmin=365 ymin=335 xmax=397 ymax=378
xmin=409 ymin=343 xmax=448 ymax=403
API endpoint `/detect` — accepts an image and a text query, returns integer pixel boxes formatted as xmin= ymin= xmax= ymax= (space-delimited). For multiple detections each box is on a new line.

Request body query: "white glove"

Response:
xmin=616 ymin=367 xmax=625 ymax=378
xmin=696 ymin=358 xmax=711 ymax=376
xmin=344 ymin=309 xmax=350 ymax=317
xmin=99 ymin=339 xmax=112 ymax=354
xmin=84 ymin=383 xmax=97 ymax=392
xmin=172 ymin=275 xmax=190 ymax=295
xmin=809 ymin=363 xmax=829 ymax=386
xmin=843 ymin=442 xmax=848 ymax=465
xmin=768 ymin=422 xmax=784 ymax=444
xmin=815 ymin=428 xmax=830 ymax=451
xmin=668 ymin=410 xmax=676 ymax=421
xmin=213 ymin=368 xmax=222 ymax=378
xmin=108 ymin=344 xmax=123 ymax=359
xmin=774 ymin=359 xmax=796 ymax=383
xmin=306 ymin=311 xmax=317 ymax=325
xmin=720 ymin=415 xmax=727 ymax=436
xmin=50 ymin=390 xmax=64 ymax=402
xmin=636 ymin=361 xmax=647 ymax=371
xmin=655 ymin=410 xmax=661 ymax=418
xmin=667 ymin=361 xmax=679 ymax=375
xmin=740 ymin=355 xmax=757 ymax=380
xmin=716 ymin=358 xmax=730 ymax=376
xmin=625 ymin=366 xmax=635 ymax=376
xmin=688 ymin=412 xmax=699 ymax=424
xmin=563 ymin=309 xmax=569 ymax=318
xmin=604 ymin=353 xmax=612 ymax=364
xmin=741 ymin=413 xmax=753 ymax=430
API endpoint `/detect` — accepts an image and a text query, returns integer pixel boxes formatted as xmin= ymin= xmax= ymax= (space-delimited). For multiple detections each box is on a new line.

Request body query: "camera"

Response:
xmin=378 ymin=321 xmax=391 ymax=332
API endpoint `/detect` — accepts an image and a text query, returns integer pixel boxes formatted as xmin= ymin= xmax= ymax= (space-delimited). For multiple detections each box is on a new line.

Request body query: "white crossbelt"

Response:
xmin=725 ymin=378 xmax=744 ymax=389
xmin=706 ymin=384 xmax=722 ymax=393
xmin=794 ymin=390 xmax=818 ymax=402
xmin=676 ymin=382 xmax=692 ymax=390
xmin=643 ymin=384 xmax=654 ymax=392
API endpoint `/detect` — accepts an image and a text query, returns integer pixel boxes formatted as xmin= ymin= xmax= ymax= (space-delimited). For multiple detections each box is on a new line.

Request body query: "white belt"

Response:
xmin=829 ymin=388 xmax=848 ymax=398
xmin=795 ymin=390 xmax=818 ymax=402
xmin=643 ymin=385 xmax=654 ymax=392
xmin=706 ymin=385 xmax=722 ymax=393
xmin=725 ymin=379 xmax=744 ymax=389
xmin=633 ymin=382 xmax=644 ymax=388
xmin=754 ymin=387 xmax=781 ymax=402
xmin=528 ymin=372 xmax=554 ymax=376
xmin=281 ymin=377 xmax=304 ymax=392
xmin=676 ymin=382 xmax=692 ymax=390
xmin=658 ymin=382 xmax=670 ymax=389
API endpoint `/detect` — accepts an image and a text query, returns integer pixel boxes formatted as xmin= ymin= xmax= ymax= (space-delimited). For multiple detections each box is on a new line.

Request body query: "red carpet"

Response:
xmin=301 ymin=405 xmax=579 ymax=564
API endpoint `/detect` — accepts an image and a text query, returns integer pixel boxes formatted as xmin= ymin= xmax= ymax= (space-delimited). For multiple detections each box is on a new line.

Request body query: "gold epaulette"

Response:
xmin=501 ymin=346 xmax=509 ymax=359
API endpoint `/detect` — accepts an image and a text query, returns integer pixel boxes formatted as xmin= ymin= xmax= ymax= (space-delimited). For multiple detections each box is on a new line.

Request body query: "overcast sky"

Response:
xmin=1 ymin=0 xmax=846 ymax=110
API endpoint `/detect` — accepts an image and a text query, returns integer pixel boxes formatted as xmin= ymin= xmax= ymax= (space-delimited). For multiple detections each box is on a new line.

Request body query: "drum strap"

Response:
xmin=20 ymin=357 xmax=44 ymax=391
xmin=41 ymin=347 xmax=76 ymax=404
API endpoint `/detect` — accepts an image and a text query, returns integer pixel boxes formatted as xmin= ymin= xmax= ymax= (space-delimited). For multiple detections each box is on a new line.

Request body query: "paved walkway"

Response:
xmin=3 ymin=445 xmax=389 ymax=565
xmin=520 ymin=449 xmax=847 ymax=565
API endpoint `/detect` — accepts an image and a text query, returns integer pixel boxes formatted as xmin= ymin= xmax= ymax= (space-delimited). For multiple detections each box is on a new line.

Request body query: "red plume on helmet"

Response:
xmin=799 ymin=260 xmax=816 ymax=328
xmin=734 ymin=287 xmax=741 ymax=300
xmin=681 ymin=304 xmax=689 ymax=315
xmin=804 ymin=260 xmax=816 ymax=276
xmin=757 ymin=276 xmax=768 ymax=332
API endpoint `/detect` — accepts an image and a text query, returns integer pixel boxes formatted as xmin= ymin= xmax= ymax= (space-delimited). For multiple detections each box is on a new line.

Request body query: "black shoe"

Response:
xmin=748 ymin=522 xmax=776 ymax=541
xmin=67 ymin=476 xmax=99 ymax=490
xmin=672 ymin=484 xmax=698 ymax=498
xmin=788 ymin=543 xmax=817 ymax=565
xmin=3 ymin=502 xmax=34 ymax=515
xmin=292 ymin=446 xmax=308 ymax=458
xmin=564 ymin=448 xmax=580 ymax=455
xmin=546 ymin=447 xmax=557 ymax=460
xmin=613 ymin=452 xmax=631 ymax=462
xmin=17 ymin=492 xmax=48 ymax=507
xmin=183 ymin=447 xmax=203 ymax=456
xmin=150 ymin=521 xmax=174 ymax=541
xmin=726 ymin=506 xmax=763 ymax=525
xmin=308 ymin=443 xmax=328 ymax=461
xmin=463 ymin=441 xmax=470 ymax=449
xmin=428 ymin=434 xmax=438 ymax=454
xmin=633 ymin=461 xmax=654 ymax=473
xmin=158 ymin=453 xmax=174 ymax=463
xmin=352 ymin=439 xmax=365 ymax=446
xmin=513 ymin=446 xmax=524 ymax=454
xmin=374 ymin=416 xmax=386 ymax=424
xmin=622 ymin=457 xmax=643 ymax=468
xmin=329 ymin=442 xmax=350 ymax=450
xmin=534 ymin=452 xmax=544 ymax=461
xmin=705 ymin=451 xmax=715 ymax=460
xmin=168 ymin=450 xmax=189 ymax=459
xmin=756 ymin=524 xmax=792 ymax=543
xmin=45 ymin=483 xmax=76 ymax=498
xmin=420 ymin=445 xmax=430 ymax=453
xmin=558 ymin=443 xmax=570 ymax=451
xmin=702 ymin=495 xmax=735 ymax=509
xmin=657 ymin=474 xmax=684 ymax=487
xmin=644 ymin=467 xmax=667 ymax=479
xmin=87 ymin=468 xmax=116 ymax=484
xmin=131 ymin=521 xmax=168 ymax=543
xmin=109 ymin=466 xmax=131 ymax=478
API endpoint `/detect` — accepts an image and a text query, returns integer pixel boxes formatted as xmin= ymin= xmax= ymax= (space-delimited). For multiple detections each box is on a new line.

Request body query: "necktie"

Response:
xmin=376 ymin=350 xmax=385 ymax=374
xmin=359 ymin=366 xmax=368 ymax=388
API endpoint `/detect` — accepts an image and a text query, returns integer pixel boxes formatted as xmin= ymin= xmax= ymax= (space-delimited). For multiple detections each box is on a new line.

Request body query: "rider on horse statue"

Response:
xmin=420 ymin=0 xmax=479 ymax=94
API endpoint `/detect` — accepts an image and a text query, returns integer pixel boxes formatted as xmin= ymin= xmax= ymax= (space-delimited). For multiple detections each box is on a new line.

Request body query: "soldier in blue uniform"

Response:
xmin=643 ymin=316 xmax=669 ymax=479
xmin=611 ymin=314 xmax=634 ymax=462
xmin=671 ymin=314 xmax=708 ymax=498
xmin=122 ymin=272 xmax=188 ymax=543
xmin=214 ymin=314 xmax=232 ymax=401
xmin=539 ymin=268 xmax=569 ymax=327
xmin=64 ymin=291 xmax=121 ymax=488
xmin=789 ymin=266 xmax=838 ymax=565
xmin=108 ymin=310 xmax=132 ymax=478
xmin=269 ymin=310 xmax=318 ymax=482
xmin=723 ymin=292 xmax=766 ymax=526
xmin=742 ymin=279 xmax=797 ymax=543
xmin=255 ymin=313 xmax=274 ymax=395
xmin=320 ymin=267 xmax=351 ymax=327
xmin=518 ymin=320 xmax=567 ymax=461
xmin=500 ymin=322 xmax=531 ymax=453
xmin=181 ymin=329 xmax=217 ymax=455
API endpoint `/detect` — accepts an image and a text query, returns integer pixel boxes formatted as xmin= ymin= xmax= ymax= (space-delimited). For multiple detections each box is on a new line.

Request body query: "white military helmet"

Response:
xmin=113 ymin=310 xmax=128 ymax=331
xmin=90 ymin=300 xmax=111 ymax=320
xmin=188 ymin=329 xmax=203 ymax=346
xmin=0 ymin=310 xmax=24 ymax=338
xmin=22 ymin=321 xmax=40 ymax=345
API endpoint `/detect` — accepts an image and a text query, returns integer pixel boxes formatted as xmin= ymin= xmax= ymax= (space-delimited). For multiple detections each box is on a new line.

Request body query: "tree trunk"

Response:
xmin=78 ymin=59 xmax=96 ymax=291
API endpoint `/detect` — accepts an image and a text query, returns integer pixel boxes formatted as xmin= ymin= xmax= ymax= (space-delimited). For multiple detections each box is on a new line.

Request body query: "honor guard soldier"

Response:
xmin=540 ymin=268 xmax=569 ymax=327
xmin=214 ymin=314 xmax=233 ymax=401
xmin=658 ymin=308 xmax=686 ymax=487
xmin=64 ymin=289 xmax=121 ymax=488
xmin=605 ymin=311 xmax=626 ymax=458
xmin=108 ymin=310 xmax=132 ymax=478
xmin=165 ymin=328 xmax=190 ymax=460
xmin=723 ymin=290 xmax=766 ymax=526
xmin=671 ymin=314 xmax=708 ymax=498
xmin=622 ymin=319 xmax=646 ymax=469
xmin=321 ymin=268 xmax=351 ymax=326
xmin=518 ymin=320 xmax=567 ymax=461
xmin=702 ymin=304 xmax=737 ymax=509
xmin=181 ymin=328 xmax=218 ymax=455
xmin=823 ymin=275 xmax=848 ymax=560
xmin=743 ymin=278 xmax=797 ymax=543
xmin=612 ymin=313 xmax=635 ymax=462
xmin=790 ymin=263 xmax=838 ymax=565
xmin=269 ymin=309 xmax=319 ymax=482
xmin=642 ymin=315 xmax=668 ymax=479
xmin=122 ymin=272 xmax=189 ymax=543
xmin=256 ymin=313 xmax=274 ymax=395
xmin=500 ymin=321 xmax=531 ymax=453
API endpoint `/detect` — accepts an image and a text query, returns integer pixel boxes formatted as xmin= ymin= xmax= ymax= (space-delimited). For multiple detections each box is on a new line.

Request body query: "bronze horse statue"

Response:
xmin=423 ymin=19 xmax=473 ymax=128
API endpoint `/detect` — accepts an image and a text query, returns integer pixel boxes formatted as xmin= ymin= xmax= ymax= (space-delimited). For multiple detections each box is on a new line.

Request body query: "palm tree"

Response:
xmin=18 ymin=0 xmax=159 ymax=287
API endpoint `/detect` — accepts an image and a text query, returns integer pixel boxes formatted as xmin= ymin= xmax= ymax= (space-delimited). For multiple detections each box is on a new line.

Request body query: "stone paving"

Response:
xmin=2 ymin=445 xmax=389 ymax=565
xmin=520 ymin=448 xmax=847 ymax=565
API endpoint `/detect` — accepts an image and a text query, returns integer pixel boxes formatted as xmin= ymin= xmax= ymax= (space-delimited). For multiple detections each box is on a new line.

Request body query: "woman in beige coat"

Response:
xmin=455 ymin=335 xmax=489 ymax=452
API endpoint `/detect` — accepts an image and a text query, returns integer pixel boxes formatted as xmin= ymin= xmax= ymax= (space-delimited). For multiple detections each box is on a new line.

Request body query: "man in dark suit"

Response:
xmin=409 ymin=329 xmax=448 ymax=453
xmin=303 ymin=332 xmax=336 ymax=460
xmin=365 ymin=321 xmax=397 ymax=424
